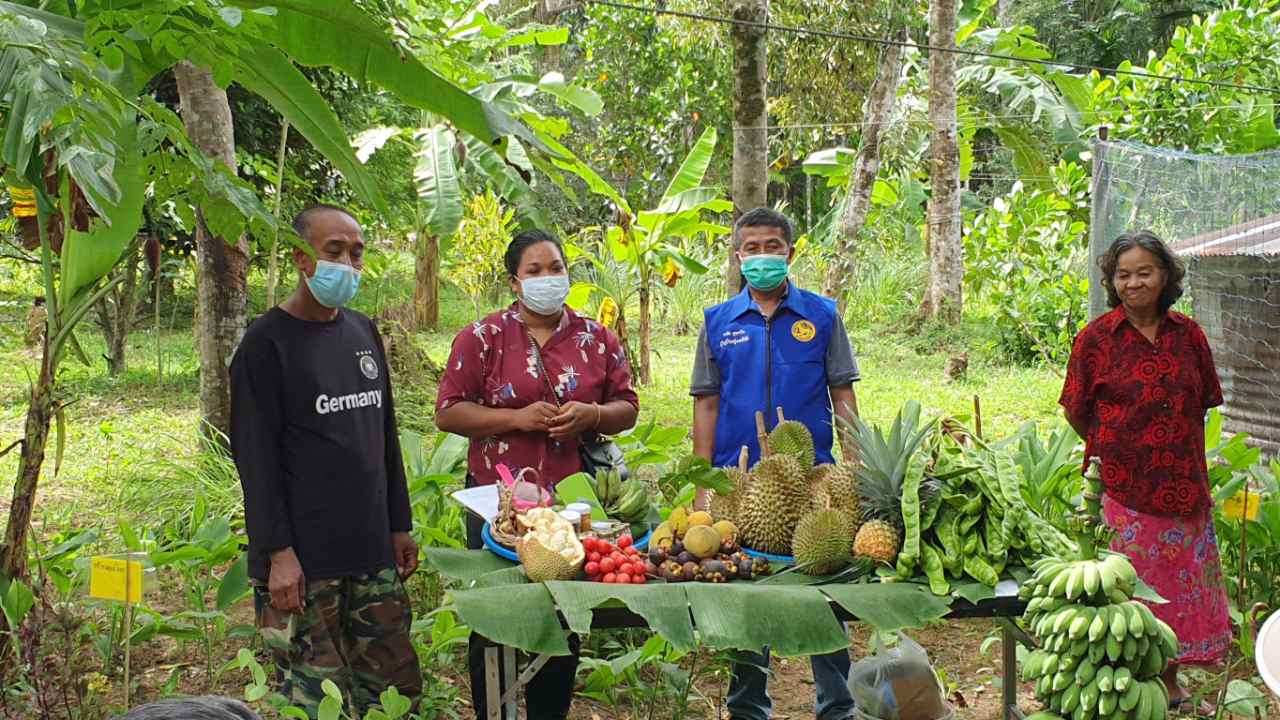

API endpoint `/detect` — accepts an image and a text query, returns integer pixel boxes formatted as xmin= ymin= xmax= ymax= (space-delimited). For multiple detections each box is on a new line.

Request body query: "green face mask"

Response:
xmin=740 ymin=254 xmax=789 ymax=291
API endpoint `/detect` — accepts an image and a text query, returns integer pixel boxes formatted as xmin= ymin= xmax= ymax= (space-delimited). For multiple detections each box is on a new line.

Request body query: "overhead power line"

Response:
xmin=583 ymin=0 xmax=1280 ymax=96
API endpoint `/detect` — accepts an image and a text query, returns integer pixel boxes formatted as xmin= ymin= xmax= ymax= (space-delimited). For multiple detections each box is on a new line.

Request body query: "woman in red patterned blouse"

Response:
xmin=435 ymin=229 xmax=638 ymax=720
xmin=1060 ymin=230 xmax=1230 ymax=712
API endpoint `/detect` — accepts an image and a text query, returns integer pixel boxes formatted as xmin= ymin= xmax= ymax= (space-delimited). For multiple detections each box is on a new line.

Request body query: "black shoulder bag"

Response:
xmin=525 ymin=328 xmax=629 ymax=480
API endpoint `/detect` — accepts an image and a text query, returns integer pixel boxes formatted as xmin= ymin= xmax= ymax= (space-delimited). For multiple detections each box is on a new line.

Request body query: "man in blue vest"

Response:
xmin=691 ymin=207 xmax=861 ymax=720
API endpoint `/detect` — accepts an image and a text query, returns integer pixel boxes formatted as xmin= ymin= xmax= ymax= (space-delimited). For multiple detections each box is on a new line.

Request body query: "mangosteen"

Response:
xmin=681 ymin=561 xmax=699 ymax=582
xmin=670 ymin=541 xmax=685 ymax=556
xmin=648 ymin=547 xmax=669 ymax=565
xmin=676 ymin=551 xmax=695 ymax=565
xmin=644 ymin=561 xmax=660 ymax=576
xmin=737 ymin=558 xmax=754 ymax=580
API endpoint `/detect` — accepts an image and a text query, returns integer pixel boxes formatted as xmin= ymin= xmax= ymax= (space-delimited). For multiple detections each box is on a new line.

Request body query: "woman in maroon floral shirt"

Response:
xmin=1060 ymin=230 xmax=1230 ymax=711
xmin=436 ymin=229 xmax=639 ymax=720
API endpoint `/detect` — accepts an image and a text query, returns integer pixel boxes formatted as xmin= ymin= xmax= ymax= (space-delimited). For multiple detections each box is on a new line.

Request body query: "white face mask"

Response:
xmin=520 ymin=274 xmax=570 ymax=316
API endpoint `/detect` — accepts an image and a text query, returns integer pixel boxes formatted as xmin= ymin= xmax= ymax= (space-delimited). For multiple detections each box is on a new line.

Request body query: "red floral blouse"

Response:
xmin=1059 ymin=307 xmax=1223 ymax=516
xmin=436 ymin=304 xmax=638 ymax=487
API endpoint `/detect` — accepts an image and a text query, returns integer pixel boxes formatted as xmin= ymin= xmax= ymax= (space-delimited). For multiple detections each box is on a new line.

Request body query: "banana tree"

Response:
xmin=568 ymin=127 xmax=729 ymax=385
xmin=351 ymin=0 xmax=607 ymax=328
xmin=0 ymin=0 xmax=548 ymax=580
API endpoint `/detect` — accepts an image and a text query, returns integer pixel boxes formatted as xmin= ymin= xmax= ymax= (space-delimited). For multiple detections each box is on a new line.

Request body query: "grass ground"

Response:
xmin=0 ymin=267 xmax=1264 ymax=719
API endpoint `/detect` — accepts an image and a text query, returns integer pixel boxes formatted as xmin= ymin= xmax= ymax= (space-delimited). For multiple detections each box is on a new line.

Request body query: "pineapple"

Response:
xmin=853 ymin=521 xmax=900 ymax=562
xmin=839 ymin=401 xmax=935 ymax=564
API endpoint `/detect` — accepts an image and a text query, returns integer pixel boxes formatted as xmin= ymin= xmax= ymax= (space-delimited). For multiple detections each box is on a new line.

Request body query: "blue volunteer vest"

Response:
xmin=705 ymin=282 xmax=837 ymax=469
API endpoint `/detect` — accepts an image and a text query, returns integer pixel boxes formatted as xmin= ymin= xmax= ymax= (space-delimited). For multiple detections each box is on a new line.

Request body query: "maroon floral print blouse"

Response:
xmin=1059 ymin=307 xmax=1223 ymax=516
xmin=437 ymin=304 xmax=638 ymax=487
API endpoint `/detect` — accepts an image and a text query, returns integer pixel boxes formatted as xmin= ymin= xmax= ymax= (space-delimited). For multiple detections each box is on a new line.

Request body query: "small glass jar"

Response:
xmin=590 ymin=520 xmax=629 ymax=543
xmin=559 ymin=510 xmax=582 ymax=533
xmin=565 ymin=503 xmax=593 ymax=532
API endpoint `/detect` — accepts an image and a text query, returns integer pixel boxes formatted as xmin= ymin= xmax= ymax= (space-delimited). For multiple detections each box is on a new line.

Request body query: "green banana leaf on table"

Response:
xmin=423 ymin=548 xmax=960 ymax=657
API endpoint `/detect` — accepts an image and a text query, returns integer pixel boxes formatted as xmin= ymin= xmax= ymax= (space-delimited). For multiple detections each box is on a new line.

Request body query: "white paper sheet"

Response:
xmin=450 ymin=484 xmax=499 ymax=522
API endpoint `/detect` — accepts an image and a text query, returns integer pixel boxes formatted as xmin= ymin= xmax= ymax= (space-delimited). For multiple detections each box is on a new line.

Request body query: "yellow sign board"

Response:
xmin=89 ymin=557 xmax=143 ymax=603
xmin=1223 ymin=489 xmax=1261 ymax=522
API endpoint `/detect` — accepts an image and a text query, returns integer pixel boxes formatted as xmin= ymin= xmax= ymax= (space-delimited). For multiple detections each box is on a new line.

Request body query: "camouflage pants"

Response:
xmin=254 ymin=567 xmax=423 ymax=718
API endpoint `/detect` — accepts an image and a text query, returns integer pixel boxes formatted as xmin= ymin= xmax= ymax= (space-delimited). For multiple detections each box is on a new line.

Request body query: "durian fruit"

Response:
xmin=708 ymin=467 xmax=748 ymax=525
xmin=516 ymin=509 xmax=585 ymax=582
xmin=683 ymin=525 xmax=722 ymax=559
xmin=807 ymin=473 xmax=832 ymax=514
xmin=792 ymin=509 xmax=855 ymax=575
xmin=811 ymin=464 xmax=860 ymax=519
xmin=853 ymin=520 xmax=900 ymax=564
xmin=768 ymin=418 xmax=816 ymax=470
xmin=738 ymin=454 xmax=811 ymax=555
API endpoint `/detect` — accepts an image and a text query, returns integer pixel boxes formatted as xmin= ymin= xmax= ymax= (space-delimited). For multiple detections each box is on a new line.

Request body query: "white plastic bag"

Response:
xmin=848 ymin=633 xmax=952 ymax=720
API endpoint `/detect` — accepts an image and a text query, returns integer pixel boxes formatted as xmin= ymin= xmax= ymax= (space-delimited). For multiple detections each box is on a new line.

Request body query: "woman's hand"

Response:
xmin=549 ymin=401 xmax=600 ymax=441
xmin=513 ymin=401 xmax=560 ymax=432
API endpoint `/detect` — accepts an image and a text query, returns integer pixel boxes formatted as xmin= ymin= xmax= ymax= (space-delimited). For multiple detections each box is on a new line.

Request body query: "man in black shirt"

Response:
xmin=230 ymin=205 xmax=421 ymax=716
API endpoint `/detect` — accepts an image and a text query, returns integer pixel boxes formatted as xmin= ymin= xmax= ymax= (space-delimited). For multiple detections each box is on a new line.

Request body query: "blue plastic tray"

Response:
xmin=482 ymin=522 xmax=652 ymax=562
xmin=740 ymin=546 xmax=795 ymax=564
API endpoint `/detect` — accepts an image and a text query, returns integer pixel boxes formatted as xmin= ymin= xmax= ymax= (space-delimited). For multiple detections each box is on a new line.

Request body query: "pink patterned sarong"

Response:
xmin=1103 ymin=494 xmax=1232 ymax=665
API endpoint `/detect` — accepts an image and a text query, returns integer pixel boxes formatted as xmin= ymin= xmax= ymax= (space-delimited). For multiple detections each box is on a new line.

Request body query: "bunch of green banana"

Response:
xmin=1020 ymin=554 xmax=1139 ymax=605
xmin=1010 ymin=678 xmax=1170 ymax=720
xmin=588 ymin=470 xmax=652 ymax=523
xmin=1020 ymin=557 xmax=1179 ymax=720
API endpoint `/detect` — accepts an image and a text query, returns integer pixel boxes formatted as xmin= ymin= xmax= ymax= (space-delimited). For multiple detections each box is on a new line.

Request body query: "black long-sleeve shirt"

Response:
xmin=229 ymin=307 xmax=412 ymax=581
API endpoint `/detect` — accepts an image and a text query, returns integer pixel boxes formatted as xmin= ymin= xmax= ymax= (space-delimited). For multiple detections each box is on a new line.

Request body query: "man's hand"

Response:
xmin=268 ymin=547 xmax=306 ymax=614
xmin=548 ymin=401 xmax=598 ymax=441
xmin=513 ymin=401 xmax=559 ymax=433
xmin=393 ymin=532 xmax=419 ymax=579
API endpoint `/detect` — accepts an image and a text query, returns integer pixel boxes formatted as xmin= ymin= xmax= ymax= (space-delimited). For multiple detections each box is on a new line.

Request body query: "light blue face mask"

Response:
xmin=739 ymin=254 xmax=790 ymax=291
xmin=306 ymin=259 xmax=361 ymax=308
xmin=520 ymin=274 xmax=571 ymax=316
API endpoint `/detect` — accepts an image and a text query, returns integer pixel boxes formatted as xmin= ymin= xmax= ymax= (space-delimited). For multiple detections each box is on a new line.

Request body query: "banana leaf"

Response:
xmin=659 ymin=127 xmax=718 ymax=202
xmin=450 ymin=584 xmax=571 ymax=656
xmin=235 ymin=43 xmax=386 ymax=212
xmin=58 ymin=116 xmax=146 ymax=309
xmin=414 ymin=125 xmax=462 ymax=239
xmin=820 ymin=583 xmax=952 ymax=633
xmin=226 ymin=0 xmax=522 ymax=146
xmin=421 ymin=547 xmax=515 ymax=583
xmin=545 ymin=582 xmax=695 ymax=651
xmin=685 ymin=584 xmax=849 ymax=657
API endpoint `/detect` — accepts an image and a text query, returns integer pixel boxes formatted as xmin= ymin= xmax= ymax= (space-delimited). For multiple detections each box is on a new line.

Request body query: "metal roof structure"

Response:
xmin=1170 ymin=212 xmax=1280 ymax=257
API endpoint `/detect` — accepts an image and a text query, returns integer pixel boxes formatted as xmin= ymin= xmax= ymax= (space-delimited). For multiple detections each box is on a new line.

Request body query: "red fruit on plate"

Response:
xmin=631 ymin=574 xmax=646 ymax=584
xmin=585 ymin=561 xmax=600 ymax=576
xmin=599 ymin=557 xmax=616 ymax=574
xmin=588 ymin=551 xmax=602 ymax=563
xmin=603 ymin=573 xmax=617 ymax=584
xmin=618 ymin=535 xmax=633 ymax=549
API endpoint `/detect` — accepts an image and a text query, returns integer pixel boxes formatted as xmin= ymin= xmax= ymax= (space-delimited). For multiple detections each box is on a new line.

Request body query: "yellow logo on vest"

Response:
xmin=791 ymin=320 xmax=816 ymax=342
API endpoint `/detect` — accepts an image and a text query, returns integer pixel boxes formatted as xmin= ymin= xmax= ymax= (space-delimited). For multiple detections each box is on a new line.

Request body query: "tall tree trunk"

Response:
xmin=414 ymin=234 xmax=440 ymax=330
xmin=175 ymin=62 xmax=248 ymax=441
xmin=924 ymin=0 xmax=963 ymax=324
xmin=727 ymin=0 xmax=769 ymax=296
xmin=533 ymin=0 xmax=566 ymax=72
xmin=0 ymin=341 xmax=54 ymax=580
xmin=96 ymin=238 xmax=143 ymax=376
xmin=822 ymin=26 xmax=907 ymax=306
